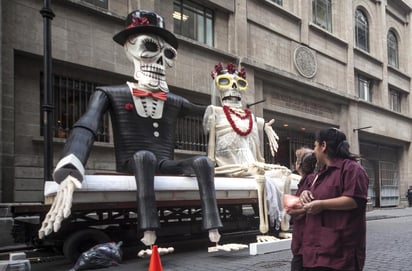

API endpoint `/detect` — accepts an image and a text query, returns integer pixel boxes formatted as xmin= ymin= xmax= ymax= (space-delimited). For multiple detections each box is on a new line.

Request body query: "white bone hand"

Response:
xmin=208 ymin=243 xmax=248 ymax=252
xmin=137 ymin=246 xmax=174 ymax=258
xmin=38 ymin=176 xmax=82 ymax=239
xmin=264 ymin=119 xmax=279 ymax=157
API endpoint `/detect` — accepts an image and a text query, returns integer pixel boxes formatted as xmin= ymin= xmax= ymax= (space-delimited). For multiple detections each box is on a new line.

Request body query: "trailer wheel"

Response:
xmin=63 ymin=229 xmax=111 ymax=263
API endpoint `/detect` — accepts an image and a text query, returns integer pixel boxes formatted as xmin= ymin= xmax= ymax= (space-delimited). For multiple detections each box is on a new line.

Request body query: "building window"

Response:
xmin=389 ymin=89 xmax=401 ymax=112
xmin=355 ymin=9 xmax=369 ymax=52
xmin=270 ymin=0 xmax=283 ymax=5
xmin=387 ymin=30 xmax=399 ymax=68
xmin=173 ymin=0 xmax=214 ymax=46
xmin=40 ymin=74 xmax=110 ymax=142
xmin=82 ymin=0 xmax=108 ymax=9
xmin=312 ymin=0 xmax=332 ymax=32
xmin=358 ymin=75 xmax=372 ymax=102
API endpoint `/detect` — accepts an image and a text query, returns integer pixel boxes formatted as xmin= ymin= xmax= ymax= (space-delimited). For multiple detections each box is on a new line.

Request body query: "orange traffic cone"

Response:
xmin=148 ymin=245 xmax=163 ymax=271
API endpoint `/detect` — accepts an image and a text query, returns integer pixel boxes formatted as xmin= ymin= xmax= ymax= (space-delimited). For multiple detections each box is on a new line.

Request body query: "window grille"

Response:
xmin=40 ymin=73 xmax=110 ymax=142
xmin=379 ymin=161 xmax=400 ymax=206
xmin=173 ymin=0 xmax=214 ymax=46
xmin=355 ymin=9 xmax=369 ymax=52
xmin=312 ymin=0 xmax=332 ymax=32
xmin=358 ymin=75 xmax=372 ymax=102
xmin=270 ymin=0 xmax=283 ymax=5
xmin=175 ymin=115 xmax=207 ymax=152
xmin=387 ymin=30 xmax=399 ymax=68
xmin=264 ymin=128 xmax=314 ymax=169
xmin=389 ymin=89 xmax=401 ymax=113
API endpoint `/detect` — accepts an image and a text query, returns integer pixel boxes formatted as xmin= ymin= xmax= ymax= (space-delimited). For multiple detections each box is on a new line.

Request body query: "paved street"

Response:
xmin=25 ymin=207 xmax=412 ymax=271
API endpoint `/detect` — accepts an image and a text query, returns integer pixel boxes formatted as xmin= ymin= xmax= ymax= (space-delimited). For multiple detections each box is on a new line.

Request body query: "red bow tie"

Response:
xmin=132 ymin=88 xmax=167 ymax=101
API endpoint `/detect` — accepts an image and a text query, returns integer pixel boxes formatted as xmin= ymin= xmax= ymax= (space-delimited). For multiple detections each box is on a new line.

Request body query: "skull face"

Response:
xmin=124 ymin=34 xmax=177 ymax=92
xmin=215 ymin=72 xmax=248 ymax=108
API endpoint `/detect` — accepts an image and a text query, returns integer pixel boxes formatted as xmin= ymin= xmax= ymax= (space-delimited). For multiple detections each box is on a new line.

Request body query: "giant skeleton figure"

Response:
xmin=38 ymin=10 xmax=223 ymax=250
xmin=203 ymin=63 xmax=292 ymax=237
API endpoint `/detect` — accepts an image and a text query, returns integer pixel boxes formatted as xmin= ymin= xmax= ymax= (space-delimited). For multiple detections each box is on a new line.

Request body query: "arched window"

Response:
xmin=387 ymin=30 xmax=399 ymax=68
xmin=355 ymin=9 xmax=369 ymax=52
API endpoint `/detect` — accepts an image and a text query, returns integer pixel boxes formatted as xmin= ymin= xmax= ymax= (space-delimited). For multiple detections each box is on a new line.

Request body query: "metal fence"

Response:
xmin=43 ymin=74 xmax=207 ymax=152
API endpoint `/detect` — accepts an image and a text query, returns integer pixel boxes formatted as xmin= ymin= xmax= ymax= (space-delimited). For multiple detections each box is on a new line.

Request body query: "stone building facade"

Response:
xmin=0 ymin=0 xmax=411 ymax=207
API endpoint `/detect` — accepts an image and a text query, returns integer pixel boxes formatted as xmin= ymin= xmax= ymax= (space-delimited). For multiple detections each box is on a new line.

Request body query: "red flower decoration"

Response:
xmin=226 ymin=63 xmax=238 ymax=74
xmin=127 ymin=17 xmax=150 ymax=29
xmin=223 ymin=105 xmax=253 ymax=136
xmin=211 ymin=63 xmax=224 ymax=79
xmin=125 ymin=103 xmax=134 ymax=111
xmin=210 ymin=62 xmax=247 ymax=79
xmin=238 ymin=67 xmax=247 ymax=79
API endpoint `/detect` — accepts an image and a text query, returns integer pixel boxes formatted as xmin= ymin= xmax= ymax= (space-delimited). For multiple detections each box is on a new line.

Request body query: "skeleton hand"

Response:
xmin=264 ymin=119 xmax=279 ymax=157
xmin=38 ymin=175 xmax=81 ymax=239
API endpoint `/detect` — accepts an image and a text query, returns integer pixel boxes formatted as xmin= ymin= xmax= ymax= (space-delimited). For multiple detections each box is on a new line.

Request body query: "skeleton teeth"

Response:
xmin=141 ymin=64 xmax=165 ymax=76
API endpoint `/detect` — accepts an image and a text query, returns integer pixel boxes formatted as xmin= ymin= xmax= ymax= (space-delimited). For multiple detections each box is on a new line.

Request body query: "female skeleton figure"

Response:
xmin=204 ymin=63 xmax=292 ymax=237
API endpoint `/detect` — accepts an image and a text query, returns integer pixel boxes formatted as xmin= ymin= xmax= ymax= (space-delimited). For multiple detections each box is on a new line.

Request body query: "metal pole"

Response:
xmin=40 ymin=0 xmax=55 ymax=182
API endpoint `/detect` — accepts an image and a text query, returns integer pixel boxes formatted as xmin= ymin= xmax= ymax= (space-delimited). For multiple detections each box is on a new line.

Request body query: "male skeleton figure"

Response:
xmin=203 ymin=63 xmax=292 ymax=237
xmin=38 ymin=10 xmax=223 ymax=251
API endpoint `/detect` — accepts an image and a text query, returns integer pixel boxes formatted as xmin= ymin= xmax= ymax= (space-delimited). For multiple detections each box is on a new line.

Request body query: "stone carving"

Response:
xmin=294 ymin=46 xmax=317 ymax=78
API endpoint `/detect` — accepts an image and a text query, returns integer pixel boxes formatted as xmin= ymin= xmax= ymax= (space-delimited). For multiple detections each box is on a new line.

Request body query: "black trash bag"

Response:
xmin=69 ymin=241 xmax=123 ymax=271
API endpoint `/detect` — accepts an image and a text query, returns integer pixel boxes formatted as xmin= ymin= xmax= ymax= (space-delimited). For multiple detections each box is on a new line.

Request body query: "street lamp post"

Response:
xmin=40 ymin=0 xmax=55 ymax=182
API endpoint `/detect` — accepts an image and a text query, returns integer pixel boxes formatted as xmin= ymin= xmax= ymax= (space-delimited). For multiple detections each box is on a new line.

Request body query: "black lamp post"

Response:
xmin=40 ymin=0 xmax=55 ymax=182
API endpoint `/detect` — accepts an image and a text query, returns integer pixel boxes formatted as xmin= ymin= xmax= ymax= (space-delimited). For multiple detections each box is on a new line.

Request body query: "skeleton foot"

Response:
xmin=137 ymin=246 xmax=174 ymax=258
xmin=278 ymin=232 xmax=292 ymax=239
xmin=208 ymin=243 xmax=248 ymax=253
xmin=141 ymin=230 xmax=157 ymax=246
xmin=208 ymin=228 xmax=221 ymax=243
xmin=256 ymin=235 xmax=279 ymax=243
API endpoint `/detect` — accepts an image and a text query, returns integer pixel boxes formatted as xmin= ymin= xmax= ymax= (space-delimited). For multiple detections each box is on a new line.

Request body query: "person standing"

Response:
xmin=406 ymin=186 xmax=412 ymax=207
xmin=299 ymin=128 xmax=369 ymax=271
xmin=288 ymin=148 xmax=317 ymax=271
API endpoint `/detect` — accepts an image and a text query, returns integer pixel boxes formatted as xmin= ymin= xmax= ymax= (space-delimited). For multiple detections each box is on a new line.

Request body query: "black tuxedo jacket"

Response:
xmin=61 ymin=85 xmax=206 ymax=173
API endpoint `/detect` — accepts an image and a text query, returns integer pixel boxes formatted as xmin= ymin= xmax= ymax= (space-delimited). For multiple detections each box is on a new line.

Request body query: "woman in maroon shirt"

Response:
xmin=299 ymin=128 xmax=369 ymax=271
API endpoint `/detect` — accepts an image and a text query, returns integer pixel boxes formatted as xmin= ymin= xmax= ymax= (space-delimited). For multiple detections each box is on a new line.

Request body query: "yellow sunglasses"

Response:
xmin=215 ymin=74 xmax=248 ymax=91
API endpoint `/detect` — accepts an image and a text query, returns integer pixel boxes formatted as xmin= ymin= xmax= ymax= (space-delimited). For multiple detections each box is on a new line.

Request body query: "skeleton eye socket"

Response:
xmin=164 ymin=48 xmax=176 ymax=60
xmin=218 ymin=77 xmax=230 ymax=86
xmin=237 ymin=78 xmax=247 ymax=88
xmin=143 ymin=38 xmax=159 ymax=52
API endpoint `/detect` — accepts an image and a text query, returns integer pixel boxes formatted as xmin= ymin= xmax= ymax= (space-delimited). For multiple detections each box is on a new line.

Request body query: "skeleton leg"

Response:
xmin=192 ymin=156 xmax=223 ymax=232
xmin=280 ymin=173 xmax=292 ymax=232
xmin=132 ymin=151 xmax=160 ymax=246
xmin=255 ymin=175 xmax=268 ymax=234
xmin=215 ymin=164 xmax=248 ymax=176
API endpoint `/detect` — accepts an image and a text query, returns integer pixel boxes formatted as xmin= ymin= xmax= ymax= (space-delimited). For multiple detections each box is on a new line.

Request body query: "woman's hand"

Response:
xmin=303 ymin=200 xmax=324 ymax=214
xmin=300 ymin=190 xmax=314 ymax=204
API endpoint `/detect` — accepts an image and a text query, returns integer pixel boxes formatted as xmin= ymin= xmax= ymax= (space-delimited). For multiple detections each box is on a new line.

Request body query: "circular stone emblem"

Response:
xmin=294 ymin=46 xmax=317 ymax=78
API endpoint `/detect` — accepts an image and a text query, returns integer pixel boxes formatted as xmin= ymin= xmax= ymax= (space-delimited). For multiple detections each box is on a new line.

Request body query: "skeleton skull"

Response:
xmin=125 ymin=34 xmax=177 ymax=93
xmin=214 ymin=70 xmax=248 ymax=108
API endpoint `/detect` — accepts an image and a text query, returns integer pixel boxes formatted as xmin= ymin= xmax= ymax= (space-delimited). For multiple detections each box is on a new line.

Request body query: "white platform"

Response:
xmin=44 ymin=175 xmax=259 ymax=204
xmin=249 ymin=238 xmax=292 ymax=255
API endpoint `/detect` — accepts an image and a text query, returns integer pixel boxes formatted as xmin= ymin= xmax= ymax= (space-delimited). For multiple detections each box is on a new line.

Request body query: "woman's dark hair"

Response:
xmin=300 ymin=151 xmax=317 ymax=175
xmin=315 ymin=128 xmax=359 ymax=160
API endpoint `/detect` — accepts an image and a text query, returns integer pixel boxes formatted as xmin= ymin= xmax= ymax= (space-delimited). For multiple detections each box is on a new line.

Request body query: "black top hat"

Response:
xmin=113 ymin=10 xmax=178 ymax=49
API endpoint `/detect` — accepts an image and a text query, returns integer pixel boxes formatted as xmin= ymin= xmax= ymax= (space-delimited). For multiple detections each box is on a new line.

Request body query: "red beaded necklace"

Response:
xmin=223 ymin=105 xmax=253 ymax=136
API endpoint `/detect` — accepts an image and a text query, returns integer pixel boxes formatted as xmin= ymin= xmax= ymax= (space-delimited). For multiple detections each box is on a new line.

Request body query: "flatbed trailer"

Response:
xmin=9 ymin=175 xmax=264 ymax=262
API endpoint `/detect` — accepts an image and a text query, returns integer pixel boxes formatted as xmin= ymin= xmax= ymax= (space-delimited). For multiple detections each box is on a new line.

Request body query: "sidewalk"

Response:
xmin=366 ymin=206 xmax=412 ymax=220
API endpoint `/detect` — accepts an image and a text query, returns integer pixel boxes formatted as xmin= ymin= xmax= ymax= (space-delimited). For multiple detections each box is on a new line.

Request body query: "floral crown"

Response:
xmin=210 ymin=62 xmax=246 ymax=79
